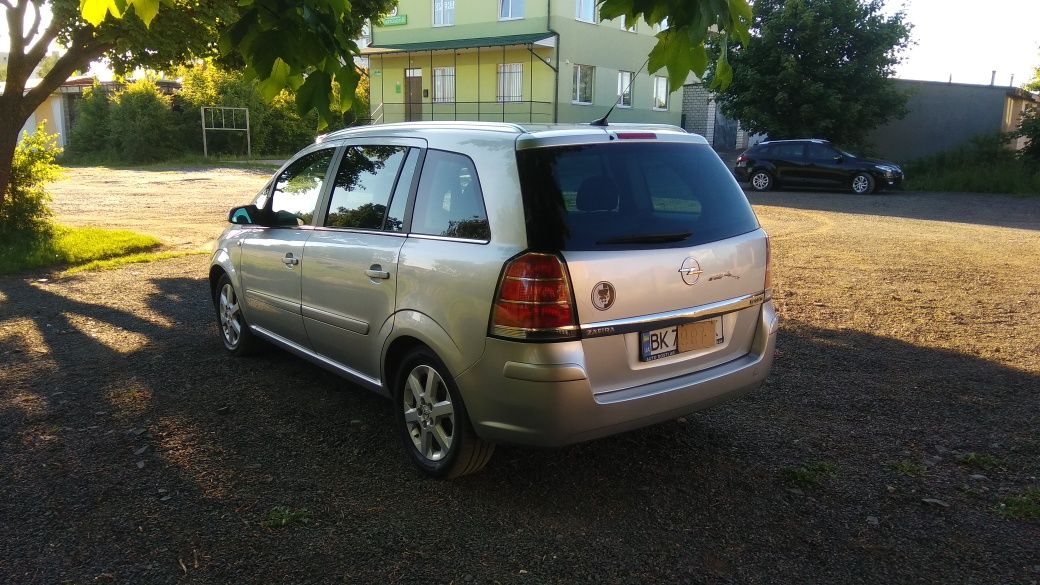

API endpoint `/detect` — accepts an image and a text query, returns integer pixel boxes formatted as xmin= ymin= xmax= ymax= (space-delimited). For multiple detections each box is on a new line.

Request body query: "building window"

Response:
xmin=653 ymin=76 xmax=669 ymax=109
xmin=617 ymin=71 xmax=633 ymax=107
xmin=433 ymin=67 xmax=455 ymax=103
xmin=575 ymin=0 xmax=595 ymax=22
xmin=497 ymin=63 xmax=524 ymax=102
xmin=572 ymin=64 xmax=594 ymax=104
xmin=500 ymin=0 xmax=524 ymax=19
xmin=433 ymin=0 xmax=454 ymax=26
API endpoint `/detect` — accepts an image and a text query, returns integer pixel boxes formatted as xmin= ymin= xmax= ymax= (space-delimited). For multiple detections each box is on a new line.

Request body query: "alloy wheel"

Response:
xmin=752 ymin=172 xmax=771 ymax=190
xmin=218 ymin=283 xmax=242 ymax=348
xmin=402 ymin=364 xmax=456 ymax=462
xmin=852 ymin=175 xmax=871 ymax=194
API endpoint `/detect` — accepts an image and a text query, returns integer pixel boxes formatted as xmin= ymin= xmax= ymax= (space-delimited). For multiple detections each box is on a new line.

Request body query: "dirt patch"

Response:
xmin=1 ymin=174 xmax=1038 ymax=583
xmin=50 ymin=167 xmax=271 ymax=250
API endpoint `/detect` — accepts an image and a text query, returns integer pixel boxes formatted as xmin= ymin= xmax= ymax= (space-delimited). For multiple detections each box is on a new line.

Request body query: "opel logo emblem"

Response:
xmin=679 ymin=257 xmax=703 ymax=286
xmin=592 ymin=281 xmax=615 ymax=311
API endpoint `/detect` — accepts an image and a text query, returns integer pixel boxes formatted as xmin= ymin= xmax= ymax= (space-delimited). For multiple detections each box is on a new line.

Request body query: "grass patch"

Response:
xmin=262 ymin=506 xmax=312 ymax=529
xmin=60 ymin=153 xmax=284 ymax=173
xmin=996 ymin=488 xmax=1040 ymax=520
xmin=958 ymin=452 xmax=1003 ymax=471
xmin=888 ymin=459 xmax=927 ymax=477
xmin=781 ymin=461 xmax=837 ymax=487
xmin=62 ymin=250 xmax=206 ymax=274
xmin=0 ymin=225 xmax=162 ymax=275
xmin=902 ymin=135 xmax=1040 ymax=196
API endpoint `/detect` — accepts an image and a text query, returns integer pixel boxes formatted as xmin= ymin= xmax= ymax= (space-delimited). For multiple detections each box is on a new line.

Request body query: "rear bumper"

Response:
xmin=456 ymin=301 xmax=778 ymax=447
xmin=733 ymin=167 xmax=750 ymax=182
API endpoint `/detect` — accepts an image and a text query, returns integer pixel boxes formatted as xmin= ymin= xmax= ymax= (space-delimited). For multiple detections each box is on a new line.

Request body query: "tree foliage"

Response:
xmin=708 ymin=0 xmax=912 ymax=147
xmin=1017 ymin=106 xmax=1040 ymax=165
xmin=1026 ymin=60 xmax=1040 ymax=92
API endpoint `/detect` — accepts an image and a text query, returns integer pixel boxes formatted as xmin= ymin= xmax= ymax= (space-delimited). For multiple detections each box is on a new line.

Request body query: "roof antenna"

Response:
xmin=590 ymin=56 xmax=651 ymax=127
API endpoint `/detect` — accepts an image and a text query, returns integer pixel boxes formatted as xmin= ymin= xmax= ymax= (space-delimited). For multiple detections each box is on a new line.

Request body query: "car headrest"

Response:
xmin=575 ymin=176 xmax=617 ymax=212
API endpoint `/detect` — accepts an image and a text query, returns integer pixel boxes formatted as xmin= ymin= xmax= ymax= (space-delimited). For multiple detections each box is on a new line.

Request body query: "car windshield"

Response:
xmin=516 ymin=142 xmax=760 ymax=251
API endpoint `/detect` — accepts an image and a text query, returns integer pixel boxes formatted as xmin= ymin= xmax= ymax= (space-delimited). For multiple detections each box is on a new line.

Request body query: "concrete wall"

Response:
xmin=865 ymin=79 xmax=1013 ymax=162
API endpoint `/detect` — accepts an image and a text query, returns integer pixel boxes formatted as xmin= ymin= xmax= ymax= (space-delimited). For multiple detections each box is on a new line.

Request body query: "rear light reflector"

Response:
xmin=490 ymin=252 xmax=579 ymax=341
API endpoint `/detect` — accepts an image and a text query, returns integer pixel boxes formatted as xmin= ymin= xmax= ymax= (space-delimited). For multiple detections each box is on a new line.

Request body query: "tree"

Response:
xmin=1026 ymin=59 xmax=1040 ymax=92
xmin=708 ymin=0 xmax=911 ymax=147
xmin=33 ymin=51 xmax=59 ymax=78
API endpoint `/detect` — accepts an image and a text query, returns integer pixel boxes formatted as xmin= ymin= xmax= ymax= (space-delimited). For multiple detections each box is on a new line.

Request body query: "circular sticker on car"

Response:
xmin=592 ymin=281 xmax=616 ymax=311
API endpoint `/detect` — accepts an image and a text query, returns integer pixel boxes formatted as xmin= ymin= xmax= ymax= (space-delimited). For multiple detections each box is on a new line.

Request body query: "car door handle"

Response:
xmin=365 ymin=264 xmax=390 ymax=279
xmin=282 ymin=253 xmax=300 ymax=267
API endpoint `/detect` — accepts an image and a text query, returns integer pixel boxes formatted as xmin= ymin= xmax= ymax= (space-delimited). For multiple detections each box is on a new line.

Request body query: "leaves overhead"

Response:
xmin=599 ymin=0 xmax=752 ymax=91
xmin=706 ymin=0 xmax=913 ymax=147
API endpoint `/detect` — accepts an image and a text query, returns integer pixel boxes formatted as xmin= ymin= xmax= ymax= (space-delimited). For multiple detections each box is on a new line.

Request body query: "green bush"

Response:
xmin=108 ymin=79 xmax=180 ymax=163
xmin=64 ymin=83 xmax=113 ymax=161
xmin=903 ymin=133 xmax=1040 ymax=195
xmin=1016 ymin=106 xmax=1040 ymax=166
xmin=0 ymin=126 xmax=62 ymax=242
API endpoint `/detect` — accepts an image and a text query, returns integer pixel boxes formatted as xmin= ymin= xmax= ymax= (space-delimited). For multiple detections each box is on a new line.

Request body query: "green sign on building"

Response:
xmin=381 ymin=14 xmax=407 ymax=26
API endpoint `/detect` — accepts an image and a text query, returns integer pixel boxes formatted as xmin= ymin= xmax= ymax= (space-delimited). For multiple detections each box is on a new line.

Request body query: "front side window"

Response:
xmin=575 ymin=0 xmax=595 ymax=22
xmin=433 ymin=0 xmax=454 ymax=26
xmin=572 ymin=64 xmax=594 ymax=104
xmin=497 ymin=63 xmax=524 ymax=103
xmin=653 ymin=76 xmax=669 ymax=109
xmin=808 ymin=143 xmax=840 ymax=160
xmin=270 ymin=148 xmax=335 ymax=226
xmin=500 ymin=0 xmax=524 ymax=19
xmin=324 ymin=146 xmax=408 ymax=230
xmin=411 ymin=150 xmax=490 ymax=240
xmin=617 ymin=71 xmax=633 ymax=107
xmin=433 ymin=67 xmax=456 ymax=103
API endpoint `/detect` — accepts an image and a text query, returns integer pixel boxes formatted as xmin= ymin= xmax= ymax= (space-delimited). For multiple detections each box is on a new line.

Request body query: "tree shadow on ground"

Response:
xmin=1 ymin=269 xmax=1038 ymax=584
xmin=746 ymin=190 xmax=1040 ymax=231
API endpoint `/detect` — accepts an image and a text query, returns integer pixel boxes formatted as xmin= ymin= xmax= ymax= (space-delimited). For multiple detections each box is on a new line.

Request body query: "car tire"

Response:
xmin=749 ymin=170 xmax=774 ymax=192
xmin=851 ymin=172 xmax=876 ymax=195
xmin=214 ymin=273 xmax=262 ymax=355
xmin=393 ymin=347 xmax=495 ymax=478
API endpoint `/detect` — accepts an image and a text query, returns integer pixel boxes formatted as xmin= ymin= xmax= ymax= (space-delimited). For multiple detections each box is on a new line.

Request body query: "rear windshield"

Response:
xmin=517 ymin=142 xmax=760 ymax=251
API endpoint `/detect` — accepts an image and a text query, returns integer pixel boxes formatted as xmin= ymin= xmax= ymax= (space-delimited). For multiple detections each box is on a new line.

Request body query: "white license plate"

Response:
xmin=639 ymin=317 xmax=724 ymax=362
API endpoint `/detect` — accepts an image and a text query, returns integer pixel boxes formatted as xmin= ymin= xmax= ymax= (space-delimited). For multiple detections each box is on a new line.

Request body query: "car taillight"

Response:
xmin=490 ymin=252 xmax=579 ymax=341
xmin=764 ymin=236 xmax=773 ymax=294
xmin=735 ymin=155 xmax=749 ymax=167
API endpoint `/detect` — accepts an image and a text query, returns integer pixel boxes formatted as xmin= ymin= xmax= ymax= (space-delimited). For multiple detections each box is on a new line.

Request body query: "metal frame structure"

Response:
xmin=201 ymin=106 xmax=251 ymax=157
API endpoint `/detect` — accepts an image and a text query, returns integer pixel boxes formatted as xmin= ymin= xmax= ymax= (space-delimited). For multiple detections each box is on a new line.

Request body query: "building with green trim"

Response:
xmin=364 ymin=1 xmax=686 ymax=125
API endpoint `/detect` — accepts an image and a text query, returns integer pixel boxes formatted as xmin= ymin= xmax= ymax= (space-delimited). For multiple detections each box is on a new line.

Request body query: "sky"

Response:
xmin=2 ymin=1 xmax=1040 ymax=88
xmin=886 ymin=0 xmax=1040 ymax=86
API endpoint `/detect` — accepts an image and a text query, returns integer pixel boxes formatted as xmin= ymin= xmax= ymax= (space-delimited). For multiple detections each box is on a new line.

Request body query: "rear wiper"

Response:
xmin=596 ymin=231 xmax=692 ymax=245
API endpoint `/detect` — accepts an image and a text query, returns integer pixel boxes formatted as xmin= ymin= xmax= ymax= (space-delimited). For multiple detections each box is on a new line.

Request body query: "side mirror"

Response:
xmin=228 ymin=204 xmax=261 ymax=225
xmin=833 ymin=154 xmax=844 ymax=163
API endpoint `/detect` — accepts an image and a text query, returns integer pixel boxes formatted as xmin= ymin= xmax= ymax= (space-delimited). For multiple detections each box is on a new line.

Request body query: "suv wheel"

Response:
xmin=851 ymin=172 xmax=876 ymax=195
xmin=214 ymin=273 xmax=261 ymax=355
xmin=749 ymin=170 xmax=774 ymax=191
xmin=393 ymin=348 xmax=494 ymax=478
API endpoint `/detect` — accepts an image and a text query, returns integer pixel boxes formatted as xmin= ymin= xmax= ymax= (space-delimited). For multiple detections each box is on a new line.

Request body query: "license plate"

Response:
xmin=639 ymin=318 xmax=724 ymax=362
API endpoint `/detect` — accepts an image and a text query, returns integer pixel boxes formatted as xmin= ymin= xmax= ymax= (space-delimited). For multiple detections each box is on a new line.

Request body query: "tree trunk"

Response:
xmin=0 ymin=110 xmax=24 ymax=205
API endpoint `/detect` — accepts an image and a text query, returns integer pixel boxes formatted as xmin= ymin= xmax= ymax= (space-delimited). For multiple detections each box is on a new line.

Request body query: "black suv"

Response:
xmin=734 ymin=139 xmax=903 ymax=194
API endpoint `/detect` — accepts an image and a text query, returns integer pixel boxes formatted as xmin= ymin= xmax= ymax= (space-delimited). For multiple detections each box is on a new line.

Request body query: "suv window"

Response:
xmin=517 ymin=142 xmax=759 ymax=251
xmin=808 ymin=143 xmax=840 ymax=160
xmin=773 ymin=143 xmax=805 ymax=159
xmin=271 ymin=148 xmax=335 ymax=226
xmin=325 ymin=145 xmax=408 ymax=230
xmin=411 ymin=150 xmax=490 ymax=240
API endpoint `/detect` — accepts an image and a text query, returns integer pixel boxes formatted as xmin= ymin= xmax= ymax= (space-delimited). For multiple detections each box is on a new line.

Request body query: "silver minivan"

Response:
xmin=210 ymin=122 xmax=777 ymax=477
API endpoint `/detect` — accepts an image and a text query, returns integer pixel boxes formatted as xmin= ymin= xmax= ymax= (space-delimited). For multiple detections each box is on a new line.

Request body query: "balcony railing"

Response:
xmin=373 ymin=101 xmax=554 ymax=124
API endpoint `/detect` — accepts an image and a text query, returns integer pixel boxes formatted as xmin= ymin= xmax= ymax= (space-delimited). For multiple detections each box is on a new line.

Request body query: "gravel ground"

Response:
xmin=1 ymin=168 xmax=1039 ymax=584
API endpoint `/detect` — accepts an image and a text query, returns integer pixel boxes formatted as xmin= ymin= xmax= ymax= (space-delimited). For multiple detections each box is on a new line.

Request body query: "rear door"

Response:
xmin=517 ymin=137 xmax=768 ymax=393
xmin=239 ymin=147 xmax=336 ymax=343
xmin=301 ymin=140 xmax=422 ymax=381
xmin=771 ymin=142 xmax=811 ymax=185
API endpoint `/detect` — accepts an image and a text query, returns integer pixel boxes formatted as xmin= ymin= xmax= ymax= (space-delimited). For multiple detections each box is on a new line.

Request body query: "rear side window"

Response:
xmin=773 ymin=143 xmax=806 ymax=159
xmin=411 ymin=150 xmax=490 ymax=241
xmin=517 ymin=142 xmax=759 ymax=251
xmin=271 ymin=148 xmax=335 ymax=226
xmin=325 ymin=145 xmax=408 ymax=230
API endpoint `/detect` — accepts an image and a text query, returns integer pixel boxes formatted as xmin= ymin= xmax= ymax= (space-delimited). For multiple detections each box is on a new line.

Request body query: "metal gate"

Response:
xmin=712 ymin=108 xmax=738 ymax=150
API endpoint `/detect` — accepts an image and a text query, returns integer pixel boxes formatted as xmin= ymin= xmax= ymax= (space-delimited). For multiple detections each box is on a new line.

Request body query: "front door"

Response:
xmin=806 ymin=142 xmax=848 ymax=186
xmin=302 ymin=141 xmax=423 ymax=382
xmin=405 ymin=68 xmax=423 ymax=121
xmin=240 ymin=147 xmax=336 ymax=344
